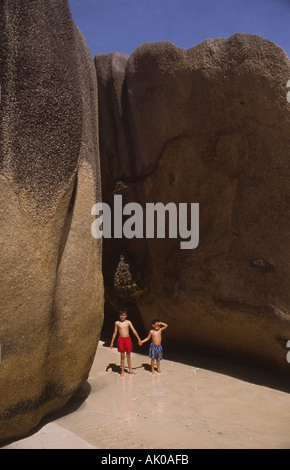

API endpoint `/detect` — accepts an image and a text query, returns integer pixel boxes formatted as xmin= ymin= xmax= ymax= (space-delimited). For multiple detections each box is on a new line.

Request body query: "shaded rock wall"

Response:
xmin=0 ymin=1 xmax=103 ymax=443
xmin=96 ymin=34 xmax=290 ymax=371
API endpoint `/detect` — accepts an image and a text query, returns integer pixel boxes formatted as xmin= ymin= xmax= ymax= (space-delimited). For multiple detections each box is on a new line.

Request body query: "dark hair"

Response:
xmin=152 ymin=319 xmax=159 ymax=325
xmin=119 ymin=309 xmax=127 ymax=315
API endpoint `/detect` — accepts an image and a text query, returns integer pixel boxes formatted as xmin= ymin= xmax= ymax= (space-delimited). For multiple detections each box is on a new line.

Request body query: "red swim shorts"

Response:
xmin=117 ymin=336 xmax=133 ymax=353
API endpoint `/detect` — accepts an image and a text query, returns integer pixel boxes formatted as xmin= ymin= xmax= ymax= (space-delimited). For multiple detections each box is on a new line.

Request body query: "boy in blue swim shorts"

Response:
xmin=140 ymin=319 xmax=168 ymax=374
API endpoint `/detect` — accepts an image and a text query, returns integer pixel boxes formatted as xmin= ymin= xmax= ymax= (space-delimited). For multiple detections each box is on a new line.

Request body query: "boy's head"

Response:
xmin=119 ymin=309 xmax=127 ymax=321
xmin=152 ymin=319 xmax=160 ymax=330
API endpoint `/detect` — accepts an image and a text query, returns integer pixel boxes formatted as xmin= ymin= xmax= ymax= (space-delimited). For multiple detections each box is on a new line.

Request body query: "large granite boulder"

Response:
xmin=95 ymin=34 xmax=290 ymax=372
xmin=0 ymin=1 xmax=103 ymax=443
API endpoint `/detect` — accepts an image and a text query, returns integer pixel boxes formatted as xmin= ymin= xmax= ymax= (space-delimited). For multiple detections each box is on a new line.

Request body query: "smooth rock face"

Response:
xmin=96 ymin=34 xmax=290 ymax=371
xmin=0 ymin=1 xmax=103 ymax=443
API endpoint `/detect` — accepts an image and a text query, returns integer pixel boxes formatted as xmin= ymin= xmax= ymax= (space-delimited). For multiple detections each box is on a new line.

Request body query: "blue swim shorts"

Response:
xmin=149 ymin=343 xmax=163 ymax=361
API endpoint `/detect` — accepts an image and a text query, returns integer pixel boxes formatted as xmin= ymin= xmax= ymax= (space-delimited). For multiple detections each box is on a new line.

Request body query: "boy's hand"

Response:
xmin=138 ymin=340 xmax=142 ymax=346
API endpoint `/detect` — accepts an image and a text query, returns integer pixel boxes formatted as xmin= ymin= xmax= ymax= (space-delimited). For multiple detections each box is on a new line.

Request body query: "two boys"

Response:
xmin=110 ymin=309 xmax=168 ymax=376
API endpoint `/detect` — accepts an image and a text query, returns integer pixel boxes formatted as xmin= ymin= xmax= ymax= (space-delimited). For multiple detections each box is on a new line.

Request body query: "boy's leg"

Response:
xmin=120 ymin=352 xmax=125 ymax=377
xmin=126 ymin=353 xmax=137 ymax=375
xmin=157 ymin=360 xmax=162 ymax=373
xmin=151 ymin=357 xmax=155 ymax=374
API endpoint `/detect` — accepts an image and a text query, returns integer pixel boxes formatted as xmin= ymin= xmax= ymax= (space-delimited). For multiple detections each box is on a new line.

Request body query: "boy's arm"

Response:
xmin=129 ymin=321 xmax=142 ymax=344
xmin=159 ymin=322 xmax=168 ymax=331
xmin=110 ymin=323 xmax=118 ymax=349
xmin=140 ymin=331 xmax=152 ymax=344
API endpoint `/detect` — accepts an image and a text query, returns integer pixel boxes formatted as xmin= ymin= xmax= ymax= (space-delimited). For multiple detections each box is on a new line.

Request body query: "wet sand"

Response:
xmin=3 ymin=341 xmax=290 ymax=449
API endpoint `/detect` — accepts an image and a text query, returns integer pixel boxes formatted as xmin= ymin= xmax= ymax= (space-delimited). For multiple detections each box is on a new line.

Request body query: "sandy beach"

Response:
xmin=2 ymin=340 xmax=290 ymax=450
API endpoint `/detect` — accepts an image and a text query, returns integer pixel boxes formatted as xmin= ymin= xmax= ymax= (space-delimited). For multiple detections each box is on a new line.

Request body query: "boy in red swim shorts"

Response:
xmin=110 ymin=309 xmax=142 ymax=377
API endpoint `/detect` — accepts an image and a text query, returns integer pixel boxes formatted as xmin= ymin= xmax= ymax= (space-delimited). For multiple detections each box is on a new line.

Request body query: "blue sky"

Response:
xmin=69 ymin=0 xmax=290 ymax=58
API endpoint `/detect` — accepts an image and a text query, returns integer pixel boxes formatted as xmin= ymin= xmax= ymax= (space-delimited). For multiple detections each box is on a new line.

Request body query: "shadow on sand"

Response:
xmin=3 ymin=329 xmax=290 ymax=448
xmin=100 ymin=333 xmax=290 ymax=394
xmin=105 ymin=362 xmax=153 ymax=374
